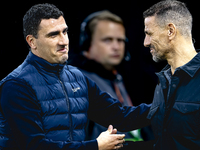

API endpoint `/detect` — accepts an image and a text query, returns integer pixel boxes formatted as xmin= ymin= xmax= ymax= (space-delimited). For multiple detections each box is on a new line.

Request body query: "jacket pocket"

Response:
xmin=147 ymin=106 xmax=159 ymax=119
xmin=172 ymin=102 xmax=200 ymax=135
xmin=173 ymin=102 xmax=200 ymax=114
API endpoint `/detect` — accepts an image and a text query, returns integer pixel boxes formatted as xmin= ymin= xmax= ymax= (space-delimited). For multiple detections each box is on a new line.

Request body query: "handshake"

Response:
xmin=97 ymin=125 xmax=125 ymax=150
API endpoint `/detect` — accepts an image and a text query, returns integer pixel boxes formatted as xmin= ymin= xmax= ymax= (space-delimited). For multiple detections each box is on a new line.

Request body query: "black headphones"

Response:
xmin=79 ymin=11 xmax=104 ymax=51
xmin=79 ymin=10 xmax=131 ymax=61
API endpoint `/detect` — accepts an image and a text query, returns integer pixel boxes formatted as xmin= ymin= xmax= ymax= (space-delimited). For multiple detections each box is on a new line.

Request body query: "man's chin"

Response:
xmin=152 ymin=55 xmax=165 ymax=63
xmin=59 ymin=54 xmax=68 ymax=64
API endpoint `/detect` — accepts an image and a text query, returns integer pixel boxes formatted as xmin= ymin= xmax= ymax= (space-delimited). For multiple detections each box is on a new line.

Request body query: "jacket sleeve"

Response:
xmin=0 ymin=79 xmax=98 ymax=150
xmin=86 ymin=76 xmax=151 ymax=132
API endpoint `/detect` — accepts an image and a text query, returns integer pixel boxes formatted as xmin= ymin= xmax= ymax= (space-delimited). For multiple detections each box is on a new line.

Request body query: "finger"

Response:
xmin=116 ymin=134 xmax=125 ymax=139
xmin=114 ymin=144 xmax=123 ymax=149
xmin=110 ymin=134 xmax=125 ymax=140
xmin=118 ymin=138 xmax=125 ymax=144
xmin=111 ymin=128 xmax=117 ymax=134
xmin=107 ymin=125 xmax=113 ymax=133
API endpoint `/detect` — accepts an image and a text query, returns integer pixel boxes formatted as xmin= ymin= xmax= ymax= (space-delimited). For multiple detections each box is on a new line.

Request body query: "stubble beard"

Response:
xmin=152 ymin=50 xmax=165 ymax=63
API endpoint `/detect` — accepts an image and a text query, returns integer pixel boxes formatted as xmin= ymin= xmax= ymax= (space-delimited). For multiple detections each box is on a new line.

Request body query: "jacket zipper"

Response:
xmin=58 ymin=75 xmax=73 ymax=141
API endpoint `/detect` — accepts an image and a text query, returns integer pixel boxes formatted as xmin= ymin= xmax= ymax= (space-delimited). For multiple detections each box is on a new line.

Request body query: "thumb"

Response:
xmin=107 ymin=125 xmax=113 ymax=133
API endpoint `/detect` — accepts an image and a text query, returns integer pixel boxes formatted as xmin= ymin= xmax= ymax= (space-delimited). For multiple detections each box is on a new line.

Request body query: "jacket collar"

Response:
xmin=27 ymin=51 xmax=66 ymax=74
xmin=157 ymin=51 xmax=200 ymax=78
xmin=179 ymin=52 xmax=200 ymax=77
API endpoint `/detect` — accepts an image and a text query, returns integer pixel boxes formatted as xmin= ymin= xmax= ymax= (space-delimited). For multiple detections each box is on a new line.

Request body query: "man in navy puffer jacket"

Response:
xmin=0 ymin=4 xmax=151 ymax=150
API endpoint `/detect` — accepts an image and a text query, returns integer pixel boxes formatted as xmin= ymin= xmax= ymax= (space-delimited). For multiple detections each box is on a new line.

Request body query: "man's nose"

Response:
xmin=112 ymin=40 xmax=123 ymax=50
xmin=59 ymin=33 xmax=69 ymax=46
xmin=144 ymin=35 xmax=150 ymax=47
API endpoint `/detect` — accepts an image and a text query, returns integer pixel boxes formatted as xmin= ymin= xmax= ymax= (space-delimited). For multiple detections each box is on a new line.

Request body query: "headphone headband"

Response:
xmin=79 ymin=10 xmax=107 ymax=51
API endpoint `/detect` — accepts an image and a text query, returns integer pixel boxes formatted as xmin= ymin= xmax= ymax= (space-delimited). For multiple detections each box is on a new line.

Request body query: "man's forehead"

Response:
xmin=144 ymin=16 xmax=157 ymax=31
xmin=39 ymin=16 xmax=67 ymax=31
xmin=95 ymin=21 xmax=125 ymax=37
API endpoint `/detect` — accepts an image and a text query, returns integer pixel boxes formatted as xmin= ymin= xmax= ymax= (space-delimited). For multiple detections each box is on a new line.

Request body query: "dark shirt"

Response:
xmin=148 ymin=52 xmax=200 ymax=150
xmin=163 ymin=68 xmax=172 ymax=102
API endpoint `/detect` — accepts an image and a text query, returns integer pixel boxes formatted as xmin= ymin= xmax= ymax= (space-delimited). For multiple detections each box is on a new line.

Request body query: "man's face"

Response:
xmin=86 ymin=20 xmax=126 ymax=70
xmin=32 ymin=16 xmax=69 ymax=64
xmin=144 ymin=16 xmax=170 ymax=62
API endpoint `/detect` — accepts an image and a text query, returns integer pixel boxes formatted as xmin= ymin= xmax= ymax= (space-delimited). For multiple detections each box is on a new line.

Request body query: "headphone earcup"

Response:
xmin=79 ymin=11 xmax=107 ymax=51
xmin=79 ymin=21 xmax=88 ymax=48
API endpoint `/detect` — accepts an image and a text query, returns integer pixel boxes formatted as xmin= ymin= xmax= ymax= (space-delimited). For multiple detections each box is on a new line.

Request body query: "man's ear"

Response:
xmin=26 ymin=35 xmax=37 ymax=49
xmin=82 ymin=51 xmax=90 ymax=59
xmin=82 ymin=46 xmax=93 ymax=59
xmin=168 ymin=23 xmax=176 ymax=40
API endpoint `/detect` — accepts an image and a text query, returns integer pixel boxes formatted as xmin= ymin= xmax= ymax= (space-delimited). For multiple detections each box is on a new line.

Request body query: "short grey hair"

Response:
xmin=143 ymin=0 xmax=193 ymax=37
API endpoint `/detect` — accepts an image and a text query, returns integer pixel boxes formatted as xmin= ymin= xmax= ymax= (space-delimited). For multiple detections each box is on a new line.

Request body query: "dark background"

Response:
xmin=1 ymin=0 xmax=199 ymax=105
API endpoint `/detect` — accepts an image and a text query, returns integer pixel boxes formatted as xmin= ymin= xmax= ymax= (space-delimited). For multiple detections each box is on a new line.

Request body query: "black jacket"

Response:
xmin=148 ymin=52 xmax=200 ymax=150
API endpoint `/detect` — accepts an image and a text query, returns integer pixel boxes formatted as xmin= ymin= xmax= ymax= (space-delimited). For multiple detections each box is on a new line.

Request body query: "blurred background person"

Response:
xmin=68 ymin=10 xmax=154 ymax=149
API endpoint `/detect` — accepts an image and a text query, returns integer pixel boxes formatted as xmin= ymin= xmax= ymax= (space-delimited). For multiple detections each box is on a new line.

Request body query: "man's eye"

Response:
xmin=102 ymin=38 xmax=112 ymax=43
xmin=145 ymin=32 xmax=152 ymax=36
xmin=118 ymin=39 xmax=126 ymax=43
xmin=51 ymin=35 xmax=57 ymax=38
xmin=63 ymin=29 xmax=68 ymax=35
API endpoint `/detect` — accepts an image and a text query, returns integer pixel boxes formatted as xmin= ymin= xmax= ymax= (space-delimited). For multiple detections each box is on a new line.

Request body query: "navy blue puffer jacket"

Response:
xmin=0 ymin=52 xmax=151 ymax=150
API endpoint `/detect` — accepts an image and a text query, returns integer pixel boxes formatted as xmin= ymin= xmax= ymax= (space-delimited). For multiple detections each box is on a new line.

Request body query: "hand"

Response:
xmin=97 ymin=125 xmax=125 ymax=150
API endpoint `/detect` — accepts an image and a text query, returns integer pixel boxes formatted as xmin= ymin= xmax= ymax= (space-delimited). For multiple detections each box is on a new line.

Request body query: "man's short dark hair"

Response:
xmin=143 ymin=0 xmax=192 ymax=37
xmin=23 ymin=3 xmax=63 ymax=39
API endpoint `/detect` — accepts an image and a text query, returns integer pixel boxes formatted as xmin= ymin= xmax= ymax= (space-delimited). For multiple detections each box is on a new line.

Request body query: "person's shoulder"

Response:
xmin=0 ymin=60 xmax=39 ymax=91
xmin=66 ymin=64 xmax=78 ymax=70
xmin=64 ymin=64 xmax=87 ymax=81
xmin=1 ymin=62 xmax=30 ymax=82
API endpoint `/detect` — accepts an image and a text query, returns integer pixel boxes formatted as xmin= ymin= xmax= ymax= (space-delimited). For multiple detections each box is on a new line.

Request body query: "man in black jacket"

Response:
xmin=143 ymin=0 xmax=200 ymax=149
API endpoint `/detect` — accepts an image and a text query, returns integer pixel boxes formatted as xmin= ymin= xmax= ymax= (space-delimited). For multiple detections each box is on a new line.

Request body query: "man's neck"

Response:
xmin=167 ymin=38 xmax=197 ymax=75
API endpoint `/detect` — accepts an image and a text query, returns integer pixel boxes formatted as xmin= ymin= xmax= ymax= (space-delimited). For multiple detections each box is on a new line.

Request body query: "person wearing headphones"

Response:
xmin=69 ymin=10 xmax=154 ymax=149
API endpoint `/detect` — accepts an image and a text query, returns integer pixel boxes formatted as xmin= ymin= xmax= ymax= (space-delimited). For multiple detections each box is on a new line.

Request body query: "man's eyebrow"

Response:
xmin=63 ymin=27 xmax=68 ymax=33
xmin=46 ymin=27 xmax=68 ymax=37
xmin=46 ymin=31 xmax=60 ymax=37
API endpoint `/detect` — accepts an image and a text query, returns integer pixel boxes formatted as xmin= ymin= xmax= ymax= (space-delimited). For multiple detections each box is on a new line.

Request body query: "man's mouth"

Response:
xmin=150 ymin=45 xmax=155 ymax=54
xmin=57 ymin=48 xmax=67 ymax=53
xmin=111 ymin=54 xmax=121 ymax=58
xmin=150 ymin=48 xmax=154 ymax=54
